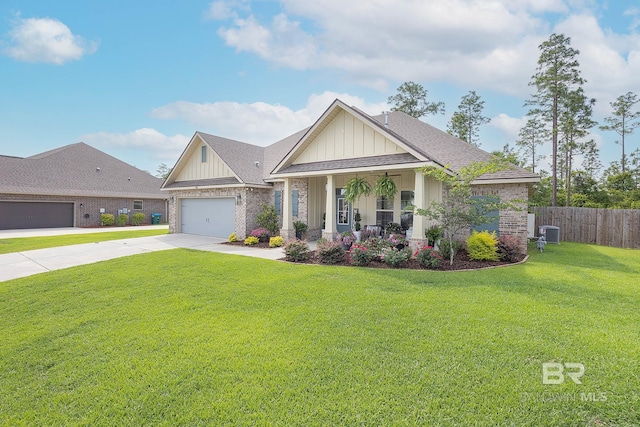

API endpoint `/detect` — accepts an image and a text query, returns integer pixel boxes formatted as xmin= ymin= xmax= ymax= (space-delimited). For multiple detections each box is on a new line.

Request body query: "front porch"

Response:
xmin=278 ymin=170 xmax=442 ymax=246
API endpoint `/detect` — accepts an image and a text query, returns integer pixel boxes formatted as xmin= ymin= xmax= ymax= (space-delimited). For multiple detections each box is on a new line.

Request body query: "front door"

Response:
xmin=336 ymin=189 xmax=351 ymax=234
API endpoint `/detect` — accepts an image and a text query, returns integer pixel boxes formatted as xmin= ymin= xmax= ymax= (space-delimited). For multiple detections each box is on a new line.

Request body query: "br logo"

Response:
xmin=542 ymin=362 xmax=585 ymax=384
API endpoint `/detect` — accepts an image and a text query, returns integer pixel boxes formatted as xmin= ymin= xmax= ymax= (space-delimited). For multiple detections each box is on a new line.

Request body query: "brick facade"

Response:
xmin=0 ymin=193 xmax=167 ymax=227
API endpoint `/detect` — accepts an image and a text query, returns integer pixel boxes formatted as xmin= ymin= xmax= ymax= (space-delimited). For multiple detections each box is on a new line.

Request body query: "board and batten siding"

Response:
xmin=174 ymin=137 xmax=234 ymax=181
xmin=294 ymin=110 xmax=406 ymax=164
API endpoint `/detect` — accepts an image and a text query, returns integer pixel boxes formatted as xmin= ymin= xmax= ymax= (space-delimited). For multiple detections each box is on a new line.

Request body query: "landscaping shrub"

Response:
xmin=317 ymin=240 xmax=346 ymax=264
xmin=100 ymin=213 xmax=115 ymax=226
xmin=131 ymin=213 xmax=145 ymax=226
xmin=414 ymin=244 xmax=442 ymax=269
xmin=425 ymin=225 xmax=444 ymax=245
xmin=339 ymin=230 xmax=355 ymax=247
xmin=244 ymin=236 xmax=259 ymax=246
xmin=466 ymin=230 xmax=499 ymax=261
xmin=228 ymin=232 xmax=238 ymax=242
xmin=381 ymin=247 xmax=410 ymax=268
xmin=269 ymin=236 xmax=285 ymax=248
xmin=257 ymin=204 xmax=280 ymax=236
xmin=497 ymin=234 xmax=523 ymax=262
xmin=283 ymin=239 xmax=310 ymax=262
xmin=116 ymin=214 xmax=129 ymax=226
xmin=348 ymin=243 xmax=373 ymax=266
xmin=439 ymin=239 xmax=462 ymax=261
xmin=250 ymin=227 xmax=271 ymax=241
xmin=361 ymin=237 xmax=392 ymax=259
xmin=385 ymin=222 xmax=404 ymax=235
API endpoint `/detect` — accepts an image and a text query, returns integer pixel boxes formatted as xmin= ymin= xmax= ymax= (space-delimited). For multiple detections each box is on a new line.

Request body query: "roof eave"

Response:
xmin=270 ymin=161 xmax=436 ymax=179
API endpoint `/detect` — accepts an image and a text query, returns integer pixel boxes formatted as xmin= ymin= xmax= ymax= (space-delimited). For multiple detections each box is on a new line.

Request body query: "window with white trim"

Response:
xmin=133 ymin=200 xmax=143 ymax=210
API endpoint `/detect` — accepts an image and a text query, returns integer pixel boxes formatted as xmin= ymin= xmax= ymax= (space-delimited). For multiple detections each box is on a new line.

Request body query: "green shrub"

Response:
xmin=425 ymin=225 xmax=444 ymax=245
xmin=244 ymin=236 xmax=259 ymax=246
xmin=381 ymin=247 xmax=410 ymax=268
xmin=497 ymin=235 xmax=523 ymax=262
xmin=414 ymin=244 xmax=442 ymax=269
xmin=439 ymin=239 xmax=462 ymax=261
xmin=100 ymin=213 xmax=115 ymax=226
xmin=116 ymin=214 xmax=128 ymax=226
xmin=257 ymin=204 xmax=280 ymax=236
xmin=317 ymin=240 xmax=346 ymax=264
xmin=348 ymin=243 xmax=372 ymax=266
xmin=228 ymin=232 xmax=238 ymax=242
xmin=269 ymin=236 xmax=285 ymax=248
xmin=466 ymin=230 xmax=499 ymax=261
xmin=283 ymin=239 xmax=310 ymax=262
xmin=361 ymin=237 xmax=392 ymax=259
xmin=131 ymin=213 xmax=145 ymax=226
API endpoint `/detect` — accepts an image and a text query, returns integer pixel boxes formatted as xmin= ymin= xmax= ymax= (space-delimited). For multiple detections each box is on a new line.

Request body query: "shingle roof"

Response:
xmin=278 ymin=153 xmax=420 ymax=174
xmin=163 ymin=177 xmax=241 ymax=189
xmin=0 ymin=142 xmax=166 ymax=198
xmin=172 ymin=99 xmax=538 ymax=186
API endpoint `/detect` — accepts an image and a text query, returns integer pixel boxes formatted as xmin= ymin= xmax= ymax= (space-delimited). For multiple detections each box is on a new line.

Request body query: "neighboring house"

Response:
xmin=0 ymin=142 xmax=167 ymax=229
xmin=162 ymin=99 xmax=539 ymax=248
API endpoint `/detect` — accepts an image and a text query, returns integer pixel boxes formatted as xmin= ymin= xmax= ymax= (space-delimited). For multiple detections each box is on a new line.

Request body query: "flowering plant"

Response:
xmin=414 ymin=244 xmax=442 ymax=269
xmin=250 ymin=227 xmax=271 ymax=239
xmin=339 ymin=230 xmax=356 ymax=246
xmin=348 ymin=243 xmax=373 ymax=266
xmin=381 ymin=247 xmax=410 ymax=268
xmin=387 ymin=234 xmax=408 ymax=247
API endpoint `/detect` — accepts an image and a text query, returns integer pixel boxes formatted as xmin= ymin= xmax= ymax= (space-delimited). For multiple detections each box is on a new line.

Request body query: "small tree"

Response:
xmin=257 ymin=204 xmax=279 ymax=236
xmin=599 ymin=92 xmax=640 ymax=173
xmin=415 ymin=159 xmax=519 ymax=265
xmin=447 ymin=90 xmax=490 ymax=147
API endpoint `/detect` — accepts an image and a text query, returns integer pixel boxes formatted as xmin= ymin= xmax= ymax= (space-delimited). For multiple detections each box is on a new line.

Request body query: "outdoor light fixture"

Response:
xmin=236 ymin=194 xmax=242 ymax=204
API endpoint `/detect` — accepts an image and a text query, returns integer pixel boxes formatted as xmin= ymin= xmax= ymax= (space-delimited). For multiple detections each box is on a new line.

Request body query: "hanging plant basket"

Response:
xmin=375 ymin=174 xmax=397 ymax=199
xmin=344 ymin=176 xmax=372 ymax=203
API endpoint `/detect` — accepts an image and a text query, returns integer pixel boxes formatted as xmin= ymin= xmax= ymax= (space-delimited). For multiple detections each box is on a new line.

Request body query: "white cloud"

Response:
xmin=150 ymin=91 xmax=389 ymax=146
xmin=206 ymin=0 xmax=249 ymax=20
xmin=490 ymin=113 xmax=528 ymax=142
xmin=210 ymin=0 xmax=640 ymax=102
xmin=79 ymin=128 xmax=189 ymax=164
xmin=3 ymin=16 xmax=98 ymax=64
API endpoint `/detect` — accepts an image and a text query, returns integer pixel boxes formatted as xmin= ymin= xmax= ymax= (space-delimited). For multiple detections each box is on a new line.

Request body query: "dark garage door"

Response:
xmin=181 ymin=198 xmax=235 ymax=237
xmin=0 ymin=201 xmax=74 ymax=230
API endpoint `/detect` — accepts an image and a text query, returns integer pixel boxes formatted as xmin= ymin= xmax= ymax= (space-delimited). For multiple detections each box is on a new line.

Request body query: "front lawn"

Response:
xmin=0 ymin=243 xmax=638 ymax=425
xmin=0 ymin=228 xmax=169 ymax=254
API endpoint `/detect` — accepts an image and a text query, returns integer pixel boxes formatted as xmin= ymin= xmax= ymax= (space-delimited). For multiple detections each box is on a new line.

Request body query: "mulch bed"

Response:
xmin=299 ymin=249 xmax=525 ymax=271
xmin=222 ymin=241 xmax=526 ymax=271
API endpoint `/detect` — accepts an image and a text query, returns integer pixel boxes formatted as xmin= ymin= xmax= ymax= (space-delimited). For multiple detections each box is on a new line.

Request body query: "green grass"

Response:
xmin=0 ymin=228 xmax=169 ymax=254
xmin=1 ymin=242 xmax=638 ymax=426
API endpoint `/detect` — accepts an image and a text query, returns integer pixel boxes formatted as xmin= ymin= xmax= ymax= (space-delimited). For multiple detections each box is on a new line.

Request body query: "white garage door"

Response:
xmin=181 ymin=198 xmax=235 ymax=237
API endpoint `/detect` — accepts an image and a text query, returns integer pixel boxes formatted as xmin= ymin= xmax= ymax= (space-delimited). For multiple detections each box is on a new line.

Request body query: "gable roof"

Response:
xmin=163 ymin=98 xmax=538 ymax=189
xmin=0 ymin=142 xmax=166 ymax=198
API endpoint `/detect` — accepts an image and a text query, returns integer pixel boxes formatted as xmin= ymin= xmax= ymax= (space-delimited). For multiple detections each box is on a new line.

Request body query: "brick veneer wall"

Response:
xmin=472 ymin=183 xmax=529 ymax=251
xmin=0 ymin=193 xmax=167 ymax=227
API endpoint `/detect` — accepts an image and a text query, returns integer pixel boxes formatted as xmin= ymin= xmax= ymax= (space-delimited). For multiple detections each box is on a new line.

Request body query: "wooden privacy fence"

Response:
xmin=532 ymin=207 xmax=640 ymax=249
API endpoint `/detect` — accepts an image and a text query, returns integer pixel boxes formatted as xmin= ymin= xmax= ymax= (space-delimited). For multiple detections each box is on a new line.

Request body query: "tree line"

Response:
xmin=387 ymin=34 xmax=640 ymax=209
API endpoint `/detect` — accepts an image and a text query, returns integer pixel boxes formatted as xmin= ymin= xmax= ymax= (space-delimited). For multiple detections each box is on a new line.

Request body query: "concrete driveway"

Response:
xmin=0 ymin=227 xmax=288 ymax=282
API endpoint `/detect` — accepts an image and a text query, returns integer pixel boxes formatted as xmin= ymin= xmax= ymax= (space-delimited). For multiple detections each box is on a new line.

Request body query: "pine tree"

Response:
xmin=388 ymin=81 xmax=445 ymax=118
xmin=599 ymin=92 xmax=640 ymax=173
xmin=516 ymin=114 xmax=547 ymax=173
xmin=446 ymin=90 xmax=490 ymax=147
xmin=527 ymin=33 xmax=585 ymax=206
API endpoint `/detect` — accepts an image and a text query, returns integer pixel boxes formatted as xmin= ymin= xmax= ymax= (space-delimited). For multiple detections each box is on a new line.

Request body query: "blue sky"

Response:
xmin=1 ymin=0 xmax=639 ymax=175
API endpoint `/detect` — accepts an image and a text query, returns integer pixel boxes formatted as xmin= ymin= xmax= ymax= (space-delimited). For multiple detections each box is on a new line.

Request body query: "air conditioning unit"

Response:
xmin=539 ymin=225 xmax=560 ymax=244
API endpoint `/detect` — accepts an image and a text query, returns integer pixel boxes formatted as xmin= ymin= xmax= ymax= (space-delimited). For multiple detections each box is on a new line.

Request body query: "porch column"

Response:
xmin=323 ymin=174 xmax=337 ymax=240
xmin=410 ymin=171 xmax=428 ymax=247
xmin=281 ymin=178 xmax=295 ymax=239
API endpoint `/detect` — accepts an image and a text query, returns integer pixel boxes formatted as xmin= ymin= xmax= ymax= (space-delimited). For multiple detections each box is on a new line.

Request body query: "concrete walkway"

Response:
xmin=0 ymin=227 xmax=294 ymax=282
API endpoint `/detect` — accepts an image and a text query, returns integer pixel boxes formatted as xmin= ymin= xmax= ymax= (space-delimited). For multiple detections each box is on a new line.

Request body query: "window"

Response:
xmin=133 ymin=200 xmax=143 ymax=210
xmin=292 ymin=190 xmax=299 ymax=217
xmin=201 ymin=146 xmax=207 ymax=162
xmin=400 ymin=191 xmax=414 ymax=230
xmin=274 ymin=190 xmax=282 ymax=215
xmin=376 ymin=196 xmax=394 ymax=227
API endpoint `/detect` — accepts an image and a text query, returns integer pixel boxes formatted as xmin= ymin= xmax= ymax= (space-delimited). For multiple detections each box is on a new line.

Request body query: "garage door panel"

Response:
xmin=0 ymin=202 xmax=74 ymax=230
xmin=181 ymin=198 xmax=235 ymax=237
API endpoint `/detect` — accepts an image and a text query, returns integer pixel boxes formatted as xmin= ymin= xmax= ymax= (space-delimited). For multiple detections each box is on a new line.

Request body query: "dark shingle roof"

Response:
xmin=175 ymin=99 xmax=537 ymax=186
xmin=0 ymin=142 xmax=166 ymax=198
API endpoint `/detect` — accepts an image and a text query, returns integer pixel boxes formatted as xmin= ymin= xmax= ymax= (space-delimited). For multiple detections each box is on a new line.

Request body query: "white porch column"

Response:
xmin=410 ymin=171 xmax=428 ymax=247
xmin=281 ymin=178 xmax=295 ymax=239
xmin=323 ymin=174 xmax=337 ymax=240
